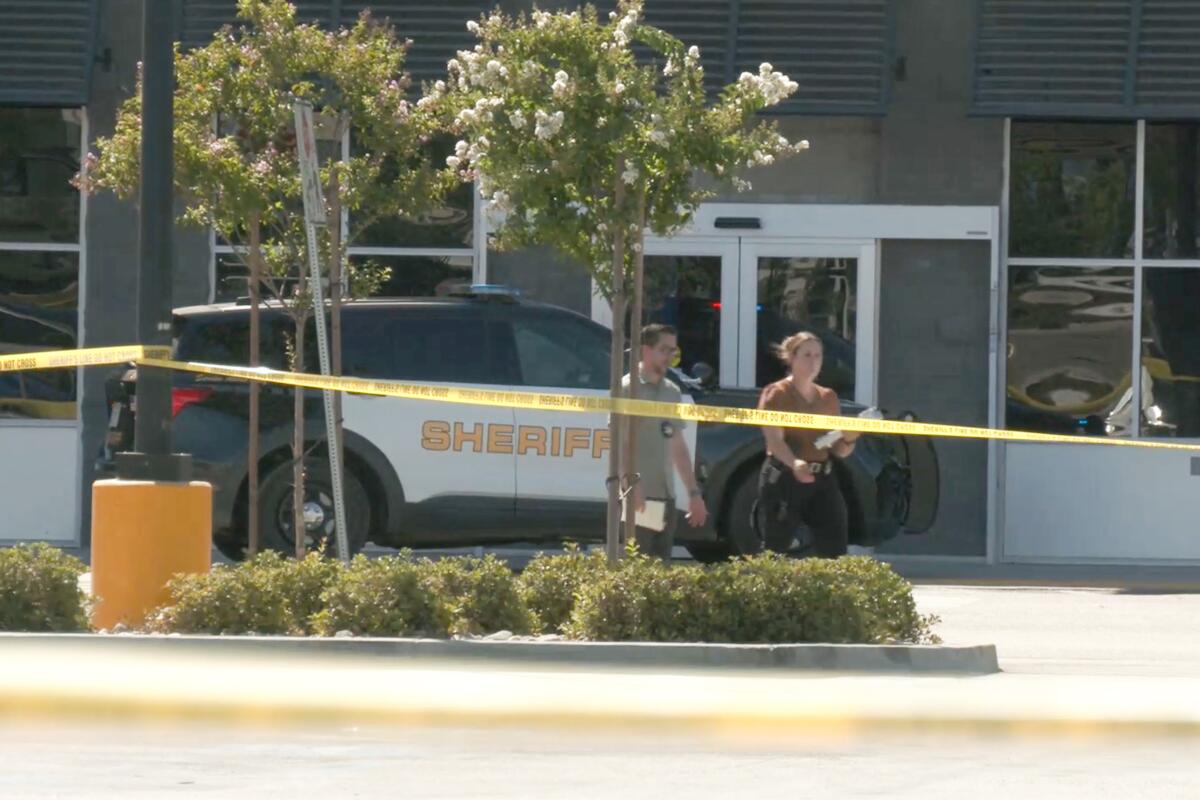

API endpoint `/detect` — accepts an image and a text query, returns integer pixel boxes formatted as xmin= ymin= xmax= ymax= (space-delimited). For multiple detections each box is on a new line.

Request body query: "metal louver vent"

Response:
xmin=973 ymin=0 xmax=1132 ymax=115
xmin=342 ymin=2 xmax=493 ymax=89
xmin=180 ymin=1 xmax=334 ymax=49
xmin=179 ymin=1 xmax=894 ymax=114
xmin=973 ymin=0 xmax=1200 ymax=118
xmin=1135 ymin=0 xmax=1200 ymax=111
xmin=0 ymin=0 xmax=96 ymax=106
xmin=736 ymin=0 xmax=890 ymax=114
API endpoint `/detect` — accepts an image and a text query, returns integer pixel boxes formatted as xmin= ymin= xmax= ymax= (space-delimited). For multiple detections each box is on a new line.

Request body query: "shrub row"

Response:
xmin=147 ymin=546 xmax=938 ymax=644
xmin=0 ymin=543 xmax=939 ymax=644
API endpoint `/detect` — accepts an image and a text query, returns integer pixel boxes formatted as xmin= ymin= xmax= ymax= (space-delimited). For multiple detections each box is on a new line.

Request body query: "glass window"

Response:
xmin=1144 ymin=123 xmax=1200 ymax=259
xmin=0 ymin=109 xmax=81 ymax=244
xmin=1006 ymin=265 xmax=1133 ymax=436
xmin=1140 ymin=268 xmax=1200 ymax=438
xmin=0 ymin=251 xmax=79 ymax=419
xmin=390 ymin=315 xmax=490 ymax=384
xmin=511 ymin=314 xmax=610 ymax=390
xmin=349 ymin=135 xmax=473 ymax=249
xmin=756 ymin=256 xmax=857 ymax=396
xmin=358 ymin=254 xmax=473 ymax=298
xmin=1009 ymin=122 xmax=1136 ymax=259
xmin=173 ymin=314 xmax=292 ymax=370
xmin=641 ymin=255 xmax=721 ymax=378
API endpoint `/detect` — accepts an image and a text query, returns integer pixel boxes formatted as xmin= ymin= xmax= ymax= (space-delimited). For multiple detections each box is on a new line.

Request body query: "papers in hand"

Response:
xmin=815 ymin=407 xmax=883 ymax=450
xmin=622 ymin=499 xmax=668 ymax=532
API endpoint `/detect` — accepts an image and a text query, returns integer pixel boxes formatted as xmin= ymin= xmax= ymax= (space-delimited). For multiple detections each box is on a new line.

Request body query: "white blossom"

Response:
xmin=687 ymin=45 xmax=701 ymax=62
xmin=733 ymin=177 xmax=752 ymax=192
xmin=491 ymin=190 xmax=511 ymax=210
xmin=613 ymin=6 xmax=638 ymax=47
xmin=508 ymin=110 xmax=526 ymax=129
xmin=552 ymin=70 xmax=571 ymax=98
xmin=433 ymin=80 xmax=446 ymax=94
xmin=621 ymin=164 xmax=639 ymax=185
xmin=532 ymin=10 xmax=551 ymax=28
xmin=446 ymin=155 xmax=461 ymax=169
xmin=613 ymin=81 xmax=625 ymax=96
xmin=455 ymin=140 xmax=470 ymax=158
xmin=466 ymin=20 xmax=480 ymax=34
xmin=738 ymin=64 xmax=798 ymax=106
xmin=663 ymin=58 xmax=678 ymax=77
xmin=534 ymin=109 xmax=564 ymax=140
xmin=797 ymin=138 xmax=810 ymax=150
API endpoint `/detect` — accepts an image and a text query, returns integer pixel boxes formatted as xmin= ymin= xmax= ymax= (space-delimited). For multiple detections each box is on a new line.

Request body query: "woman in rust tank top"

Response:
xmin=754 ymin=332 xmax=859 ymax=557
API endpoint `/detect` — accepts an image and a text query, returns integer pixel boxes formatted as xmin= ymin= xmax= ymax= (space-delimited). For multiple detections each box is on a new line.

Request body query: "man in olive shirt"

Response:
xmin=622 ymin=324 xmax=708 ymax=560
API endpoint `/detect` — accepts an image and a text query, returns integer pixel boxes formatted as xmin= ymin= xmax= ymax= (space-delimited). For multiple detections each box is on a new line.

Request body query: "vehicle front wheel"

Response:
xmin=258 ymin=457 xmax=370 ymax=558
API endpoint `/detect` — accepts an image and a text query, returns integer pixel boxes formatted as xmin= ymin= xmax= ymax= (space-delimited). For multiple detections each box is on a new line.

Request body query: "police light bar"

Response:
xmin=443 ymin=283 xmax=522 ymax=300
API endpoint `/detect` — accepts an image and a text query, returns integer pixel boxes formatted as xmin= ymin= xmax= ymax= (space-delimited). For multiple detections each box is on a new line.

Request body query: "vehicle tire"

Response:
xmin=722 ymin=469 xmax=767 ymax=557
xmin=258 ymin=457 xmax=370 ymax=558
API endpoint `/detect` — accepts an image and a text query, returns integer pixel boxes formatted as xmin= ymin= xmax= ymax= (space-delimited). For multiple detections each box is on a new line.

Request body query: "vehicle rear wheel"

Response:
xmin=722 ymin=469 xmax=766 ymax=557
xmin=258 ymin=457 xmax=370 ymax=558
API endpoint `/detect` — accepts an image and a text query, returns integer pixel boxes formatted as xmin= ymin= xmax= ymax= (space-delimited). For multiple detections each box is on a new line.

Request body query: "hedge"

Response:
xmin=0 ymin=544 xmax=939 ymax=645
xmin=0 ymin=543 xmax=89 ymax=632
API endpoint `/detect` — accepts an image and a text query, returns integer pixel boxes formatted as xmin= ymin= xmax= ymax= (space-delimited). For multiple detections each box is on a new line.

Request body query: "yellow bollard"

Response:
xmin=90 ymin=479 xmax=212 ymax=630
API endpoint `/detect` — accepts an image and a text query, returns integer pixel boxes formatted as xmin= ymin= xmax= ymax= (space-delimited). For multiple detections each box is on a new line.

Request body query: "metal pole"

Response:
xmin=133 ymin=0 xmax=175 ymax=461
xmin=294 ymin=101 xmax=350 ymax=563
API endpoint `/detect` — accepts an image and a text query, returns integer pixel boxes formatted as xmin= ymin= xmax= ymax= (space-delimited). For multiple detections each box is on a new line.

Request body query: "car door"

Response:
xmin=338 ymin=307 xmax=516 ymax=534
xmin=501 ymin=309 xmax=697 ymax=536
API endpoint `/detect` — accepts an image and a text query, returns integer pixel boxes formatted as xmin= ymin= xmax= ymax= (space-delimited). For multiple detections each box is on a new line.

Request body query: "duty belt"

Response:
xmin=768 ymin=456 xmax=834 ymax=476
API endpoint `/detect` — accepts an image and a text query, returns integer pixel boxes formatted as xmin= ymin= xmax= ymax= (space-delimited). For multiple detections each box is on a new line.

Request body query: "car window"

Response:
xmin=343 ymin=311 xmax=492 ymax=384
xmin=173 ymin=315 xmax=290 ymax=369
xmin=510 ymin=314 xmax=610 ymax=390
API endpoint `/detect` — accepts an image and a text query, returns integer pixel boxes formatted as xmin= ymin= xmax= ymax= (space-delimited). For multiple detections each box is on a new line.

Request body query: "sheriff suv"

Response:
xmin=99 ymin=288 xmax=937 ymax=561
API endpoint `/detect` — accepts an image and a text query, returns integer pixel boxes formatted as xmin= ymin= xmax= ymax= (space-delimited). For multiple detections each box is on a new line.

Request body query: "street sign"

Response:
xmin=293 ymin=100 xmax=348 ymax=563
xmin=294 ymin=101 xmax=328 ymax=226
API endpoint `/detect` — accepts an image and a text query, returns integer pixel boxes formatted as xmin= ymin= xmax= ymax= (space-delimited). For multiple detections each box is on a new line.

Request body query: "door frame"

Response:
xmin=588 ymin=202 xmax=1002 ymax=562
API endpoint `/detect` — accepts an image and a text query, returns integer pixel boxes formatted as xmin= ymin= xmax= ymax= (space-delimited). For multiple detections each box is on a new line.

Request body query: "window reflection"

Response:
xmin=1006 ymin=265 xmax=1133 ymax=436
xmin=0 ymin=109 xmax=81 ymax=244
xmin=350 ymin=134 xmax=473 ymax=249
xmin=0 ymin=251 xmax=78 ymax=419
xmin=641 ymin=255 xmax=721 ymax=379
xmin=360 ymin=254 xmax=473 ymax=297
xmin=1140 ymin=268 xmax=1200 ymax=438
xmin=756 ymin=256 xmax=856 ymax=397
xmin=1144 ymin=123 xmax=1200 ymax=259
xmin=1009 ymin=122 xmax=1135 ymax=259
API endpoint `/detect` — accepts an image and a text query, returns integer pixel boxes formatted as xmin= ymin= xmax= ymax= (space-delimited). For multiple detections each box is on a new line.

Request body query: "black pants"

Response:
xmin=755 ymin=460 xmax=848 ymax=558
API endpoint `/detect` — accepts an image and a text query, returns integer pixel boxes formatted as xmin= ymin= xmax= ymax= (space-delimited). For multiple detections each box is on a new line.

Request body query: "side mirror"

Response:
xmin=691 ymin=361 xmax=715 ymax=387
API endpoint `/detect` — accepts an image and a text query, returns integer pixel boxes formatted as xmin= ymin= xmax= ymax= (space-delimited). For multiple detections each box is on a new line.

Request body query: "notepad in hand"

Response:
xmin=622 ymin=499 xmax=668 ymax=532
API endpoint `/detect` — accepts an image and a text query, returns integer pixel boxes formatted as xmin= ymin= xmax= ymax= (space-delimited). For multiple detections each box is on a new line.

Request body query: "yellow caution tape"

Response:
xmin=0 ymin=345 xmax=169 ymax=373
xmin=139 ymin=356 xmax=1200 ymax=452
xmin=6 ymin=345 xmax=1199 ymax=451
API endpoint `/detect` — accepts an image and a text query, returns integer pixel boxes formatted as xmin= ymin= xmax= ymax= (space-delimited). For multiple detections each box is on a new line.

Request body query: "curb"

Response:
xmin=4 ymin=636 xmax=1200 ymax=738
xmin=0 ymin=633 xmax=999 ymax=675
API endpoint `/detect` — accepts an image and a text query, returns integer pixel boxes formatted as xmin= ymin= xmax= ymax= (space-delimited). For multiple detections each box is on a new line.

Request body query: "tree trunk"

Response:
xmin=247 ymin=214 xmax=262 ymax=557
xmin=605 ymin=156 xmax=628 ymax=563
xmin=622 ymin=191 xmax=647 ymax=549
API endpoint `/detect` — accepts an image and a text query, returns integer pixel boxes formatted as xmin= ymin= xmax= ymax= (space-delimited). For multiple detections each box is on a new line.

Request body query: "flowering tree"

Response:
xmin=433 ymin=0 xmax=805 ymax=556
xmin=81 ymin=0 xmax=454 ymax=558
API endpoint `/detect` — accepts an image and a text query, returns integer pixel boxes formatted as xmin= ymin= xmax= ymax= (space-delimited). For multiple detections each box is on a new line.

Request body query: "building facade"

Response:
xmin=2 ymin=0 xmax=1198 ymax=563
